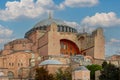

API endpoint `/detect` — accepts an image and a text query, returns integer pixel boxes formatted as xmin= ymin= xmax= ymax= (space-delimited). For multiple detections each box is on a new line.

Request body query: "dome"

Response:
xmin=25 ymin=18 xmax=77 ymax=38
xmin=34 ymin=18 xmax=67 ymax=28
xmin=74 ymin=66 xmax=89 ymax=71
xmin=39 ymin=59 xmax=63 ymax=66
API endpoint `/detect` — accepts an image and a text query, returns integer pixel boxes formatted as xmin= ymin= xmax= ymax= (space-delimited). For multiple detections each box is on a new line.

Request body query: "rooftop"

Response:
xmin=39 ymin=59 xmax=63 ymax=66
xmin=34 ymin=18 xmax=67 ymax=28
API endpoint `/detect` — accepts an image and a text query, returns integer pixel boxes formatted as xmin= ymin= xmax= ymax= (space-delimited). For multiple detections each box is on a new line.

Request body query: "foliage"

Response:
xmin=99 ymin=61 xmax=120 ymax=80
xmin=54 ymin=67 xmax=72 ymax=80
xmin=86 ymin=64 xmax=102 ymax=80
xmin=35 ymin=67 xmax=72 ymax=80
xmin=35 ymin=67 xmax=54 ymax=80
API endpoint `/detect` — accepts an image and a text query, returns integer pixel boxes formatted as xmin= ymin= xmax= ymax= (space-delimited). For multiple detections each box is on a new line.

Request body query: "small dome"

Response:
xmin=39 ymin=59 xmax=63 ymax=66
xmin=74 ymin=66 xmax=89 ymax=71
xmin=34 ymin=18 xmax=66 ymax=28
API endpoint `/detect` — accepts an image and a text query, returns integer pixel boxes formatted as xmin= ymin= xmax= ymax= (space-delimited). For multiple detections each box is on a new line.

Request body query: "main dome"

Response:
xmin=25 ymin=18 xmax=77 ymax=38
xmin=34 ymin=18 xmax=67 ymax=28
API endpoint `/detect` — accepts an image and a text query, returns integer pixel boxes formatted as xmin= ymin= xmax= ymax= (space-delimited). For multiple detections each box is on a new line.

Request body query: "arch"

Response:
xmin=60 ymin=39 xmax=80 ymax=56
xmin=8 ymin=71 xmax=14 ymax=78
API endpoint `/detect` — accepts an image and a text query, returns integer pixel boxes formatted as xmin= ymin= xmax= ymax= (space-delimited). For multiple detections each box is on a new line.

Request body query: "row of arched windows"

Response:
xmin=25 ymin=25 xmax=77 ymax=37
xmin=58 ymin=25 xmax=77 ymax=33
xmin=9 ymin=63 xmax=23 ymax=67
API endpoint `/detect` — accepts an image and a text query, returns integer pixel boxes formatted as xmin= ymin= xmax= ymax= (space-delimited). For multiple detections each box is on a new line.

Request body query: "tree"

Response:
xmin=86 ymin=64 xmax=102 ymax=80
xmin=35 ymin=67 xmax=54 ymax=80
xmin=35 ymin=67 xmax=72 ymax=80
xmin=54 ymin=68 xmax=72 ymax=80
xmin=99 ymin=61 xmax=120 ymax=80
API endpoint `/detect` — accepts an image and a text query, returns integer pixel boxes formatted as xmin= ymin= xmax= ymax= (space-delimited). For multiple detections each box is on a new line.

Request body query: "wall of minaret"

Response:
xmin=92 ymin=28 xmax=105 ymax=59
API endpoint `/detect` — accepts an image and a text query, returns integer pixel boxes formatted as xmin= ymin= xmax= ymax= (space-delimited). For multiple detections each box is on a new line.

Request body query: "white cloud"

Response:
xmin=0 ymin=38 xmax=13 ymax=44
xmin=64 ymin=21 xmax=85 ymax=32
xmin=81 ymin=12 xmax=120 ymax=27
xmin=0 ymin=0 xmax=100 ymax=21
xmin=107 ymin=38 xmax=120 ymax=48
xmin=61 ymin=0 xmax=99 ymax=8
xmin=106 ymin=38 xmax=120 ymax=55
xmin=0 ymin=0 xmax=60 ymax=21
xmin=110 ymin=38 xmax=120 ymax=43
xmin=64 ymin=21 xmax=80 ymax=28
xmin=80 ymin=12 xmax=120 ymax=33
xmin=0 ymin=25 xmax=13 ymax=37
xmin=0 ymin=25 xmax=14 ymax=48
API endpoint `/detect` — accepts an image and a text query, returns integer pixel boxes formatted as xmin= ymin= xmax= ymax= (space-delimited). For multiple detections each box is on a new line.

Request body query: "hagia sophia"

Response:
xmin=0 ymin=15 xmax=105 ymax=79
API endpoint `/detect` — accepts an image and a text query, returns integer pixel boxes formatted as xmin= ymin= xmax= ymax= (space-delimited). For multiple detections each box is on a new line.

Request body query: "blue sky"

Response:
xmin=0 ymin=0 xmax=120 ymax=56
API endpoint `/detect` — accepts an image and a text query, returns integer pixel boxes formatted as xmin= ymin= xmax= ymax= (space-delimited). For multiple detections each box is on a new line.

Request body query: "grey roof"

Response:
xmin=74 ymin=66 xmax=89 ymax=71
xmin=34 ymin=18 xmax=67 ymax=28
xmin=72 ymin=55 xmax=84 ymax=59
xmin=39 ymin=59 xmax=63 ymax=66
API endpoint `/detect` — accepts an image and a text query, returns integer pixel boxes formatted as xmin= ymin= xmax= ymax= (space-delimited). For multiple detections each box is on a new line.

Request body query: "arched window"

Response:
xmin=65 ymin=27 xmax=67 ymax=32
xmin=60 ymin=26 xmax=62 ymax=32
xmin=8 ymin=71 xmax=14 ymax=78
xmin=67 ymin=27 xmax=69 ymax=32
xmin=58 ymin=26 xmax=60 ymax=31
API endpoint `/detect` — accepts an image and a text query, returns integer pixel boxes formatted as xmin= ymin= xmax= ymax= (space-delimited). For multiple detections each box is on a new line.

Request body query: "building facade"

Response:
xmin=0 ymin=17 xmax=105 ymax=79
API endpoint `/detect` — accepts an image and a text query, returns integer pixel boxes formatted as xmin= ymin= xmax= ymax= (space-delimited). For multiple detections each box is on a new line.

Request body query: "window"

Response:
xmin=9 ymin=63 xmax=11 ymax=66
xmin=21 ymin=63 xmax=23 ymax=66
xmin=60 ymin=26 xmax=62 ymax=32
xmin=61 ymin=43 xmax=64 ymax=49
xmin=58 ymin=26 xmax=60 ymax=31
xmin=8 ymin=71 xmax=14 ymax=78
xmin=18 ymin=63 xmax=20 ymax=66
xmin=62 ymin=26 xmax=64 ymax=31
xmin=72 ymin=29 xmax=74 ymax=32
xmin=61 ymin=43 xmax=67 ymax=50
xmin=64 ymin=44 xmax=67 ymax=49
xmin=64 ymin=27 xmax=66 ymax=32
xmin=69 ymin=28 xmax=72 ymax=32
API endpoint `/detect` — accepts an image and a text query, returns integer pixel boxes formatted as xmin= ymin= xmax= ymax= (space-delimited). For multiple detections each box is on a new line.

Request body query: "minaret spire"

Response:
xmin=48 ymin=11 xmax=52 ymax=19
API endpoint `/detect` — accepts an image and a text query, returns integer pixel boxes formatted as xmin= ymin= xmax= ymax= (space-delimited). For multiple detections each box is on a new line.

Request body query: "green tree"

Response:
xmin=54 ymin=68 xmax=72 ymax=80
xmin=99 ymin=61 xmax=120 ymax=80
xmin=86 ymin=64 xmax=102 ymax=80
xmin=35 ymin=67 xmax=54 ymax=80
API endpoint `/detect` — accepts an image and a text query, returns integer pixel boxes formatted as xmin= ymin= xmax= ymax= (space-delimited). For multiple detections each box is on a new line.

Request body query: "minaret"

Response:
xmin=48 ymin=11 xmax=52 ymax=19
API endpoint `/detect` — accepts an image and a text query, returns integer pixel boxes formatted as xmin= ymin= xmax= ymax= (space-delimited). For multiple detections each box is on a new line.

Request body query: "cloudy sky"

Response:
xmin=0 ymin=0 xmax=120 ymax=56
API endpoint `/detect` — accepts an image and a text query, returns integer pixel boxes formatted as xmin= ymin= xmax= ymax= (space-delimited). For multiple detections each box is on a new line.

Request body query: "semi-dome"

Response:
xmin=34 ymin=18 xmax=66 ymax=28
xmin=39 ymin=59 xmax=63 ymax=66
